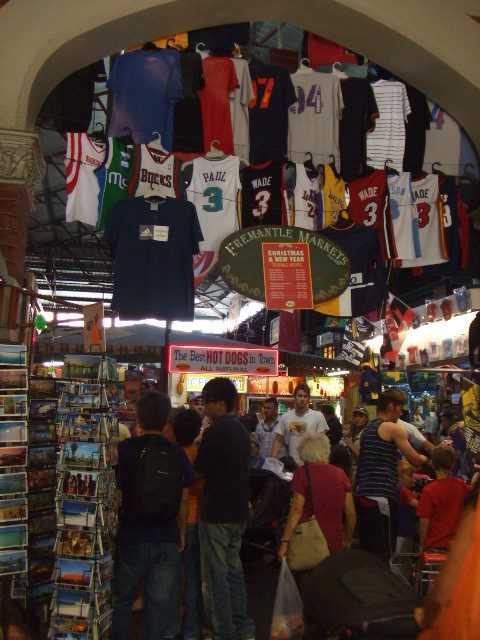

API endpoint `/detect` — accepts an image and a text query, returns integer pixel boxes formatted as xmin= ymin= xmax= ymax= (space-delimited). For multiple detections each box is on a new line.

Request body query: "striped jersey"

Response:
xmin=366 ymin=81 xmax=411 ymax=173
xmin=65 ymin=133 xmax=106 ymax=226
xmin=96 ymin=138 xmax=132 ymax=228
xmin=356 ymin=418 xmax=398 ymax=499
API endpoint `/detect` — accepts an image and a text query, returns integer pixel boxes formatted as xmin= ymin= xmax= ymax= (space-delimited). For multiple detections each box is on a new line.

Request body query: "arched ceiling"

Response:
xmin=1 ymin=0 xmax=479 ymax=152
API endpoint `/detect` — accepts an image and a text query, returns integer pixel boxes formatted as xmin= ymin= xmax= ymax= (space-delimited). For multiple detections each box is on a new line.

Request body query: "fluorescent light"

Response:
xmin=327 ymin=370 xmax=349 ymax=376
xmin=42 ymin=361 xmax=63 ymax=367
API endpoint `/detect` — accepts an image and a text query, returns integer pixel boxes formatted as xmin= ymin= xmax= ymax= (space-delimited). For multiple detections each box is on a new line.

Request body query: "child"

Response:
xmin=338 ymin=421 xmax=354 ymax=447
xmin=416 ymin=446 xmax=470 ymax=551
xmin=396 ymin=460 xmax=418 ymax=553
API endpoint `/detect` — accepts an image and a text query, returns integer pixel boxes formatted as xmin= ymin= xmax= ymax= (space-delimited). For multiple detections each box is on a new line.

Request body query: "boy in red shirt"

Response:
xmin=416 ymin=446 xmax=470 ymax=550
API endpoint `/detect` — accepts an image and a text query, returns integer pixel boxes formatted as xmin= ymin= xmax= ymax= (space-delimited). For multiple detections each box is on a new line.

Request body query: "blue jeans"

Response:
xmin=184 ymin=523 xmax=205 ymax=639
xmin=111 ymin=541 xmax=180 ymax=640
xmin=200 ymin=521 xmax=255 ymax=640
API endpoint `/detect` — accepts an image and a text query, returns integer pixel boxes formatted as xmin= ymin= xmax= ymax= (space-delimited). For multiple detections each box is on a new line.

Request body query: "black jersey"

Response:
xmin=240 ymin=161 xmax=286 ymax=228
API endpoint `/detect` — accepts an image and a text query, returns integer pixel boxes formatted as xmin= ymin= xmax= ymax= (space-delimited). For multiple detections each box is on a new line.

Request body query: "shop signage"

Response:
xmin=262 ymin=242 xmax=314 ymax=310
xmin=83 ymin=302 xmax=106 ymax=353
xmin=218 ymin=226 xmax=350 ymax=305
xmin=316 ymin=332 xmax=334 ymax=348
xmin=169 ymin=345 xmax=279 ymax=376
xmin=186 ymin=374 xmax=247 ymax=394
xmin=247 ymin=376 xmax=301 ymax=396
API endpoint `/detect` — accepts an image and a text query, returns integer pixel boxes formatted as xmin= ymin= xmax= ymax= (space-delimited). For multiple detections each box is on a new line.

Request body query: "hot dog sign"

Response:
xmin=168 ymin=345 xmax=279 ymax=376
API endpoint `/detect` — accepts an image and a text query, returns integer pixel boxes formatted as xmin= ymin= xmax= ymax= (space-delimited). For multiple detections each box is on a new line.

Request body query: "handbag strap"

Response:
xmin=304 ymin=463 xmax=315 ymax=519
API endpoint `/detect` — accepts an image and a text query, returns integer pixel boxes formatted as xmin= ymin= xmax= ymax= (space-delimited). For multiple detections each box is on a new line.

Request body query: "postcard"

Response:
xmin=29 ymin=513 xmax=56 ymax=538
xmin=28 ymin=421 xmax=55 ymax=444
xmin=28 ymin=377 xmax=57 ymax=399
xmin=55 ymin=588 xmax=90 ymax=618
xmin=66 ymin=394 xmax=101 ymax=410
xmin=29 ymin=536 xmax=55 ymax=559
xmin=28 ymin=445 xmax=56 ymax=468
xmin=61 ymin=412 xmax=102 ymax=440
xmin=94 ymin=610 xmax=113 ymax=640
xmin=0 ymin=446 xmax=27 ymax=469
xmin=0 ymin=524 xmax=27 ymax=548
xmin=0 ymin=498 xmax=27 ymax=523
xmin=61 ymin=500 xmax=97 ymax=528
xmin=0 ymin=549 xmax=27 ymax=575
xmin=50 ymin=616 xmax=88 ymax=634
xmin=98 ymin=528 xmax=114 ymax=556
xmin=28 ymin=490 xmax=54 ymax=513
xmin=57 ymin=529 xmax=95 ymax=558
xmin=0 ymin=370 xmax=27 ymax=391
xmin=54 ymin=631 xmax=88 ymax=640
xmin=63 ymin=355 xmax=102 ymax=380
xmin=0 ymin=395 xmax=27 ymax=416
xmin=0 ymin=345 xmax=27 ymax=367
xmin=95 ymin=580 xmax=111 ymax=617
xmin=0 ymin=422 xmax=27 ymax=444
xmin=60 ymin=470 xmax=100 ymax=498
xmin=57 ymin=557 xmax=93 ymax=588
xmin=63 ymin=442 xmax=102 ymax=469
xmin=27 ymin=580 xmax=54 ymax=604
xmin=29 ymin=400 xmax=58 ymax=421
xmin=97 ymin=554 xmax=113 ymax=585
xmin=0 ymin=472 xmax=27 ymax=496
xmin=28 ymin=557 xmax=55 ymax=586
xmin=28 ymin=468 xmax=55 ymax=492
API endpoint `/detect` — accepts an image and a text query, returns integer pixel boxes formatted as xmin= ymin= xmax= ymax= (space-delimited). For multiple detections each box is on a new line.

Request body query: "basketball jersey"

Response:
xmin=401 ymin=173 xmax=448 ymax=268
xmin=240 ymin=161 xmax=286 ymax=228
xmin=186 ymin=155 xmax=241 ymax=254
xmin=127 ymin=143 xmax=177 ymax=198
xmin=96 ymin=139 xmax=132 ymax=228
xmin=321 ymin=164 xmax=346 ymax=228
xmin=292 ymin=164 xmax=323 ymax=231
xmin=386 ymin=172 xmax=419 ymax=260
xmin=65 ymin=133 xmax=106 ymax=226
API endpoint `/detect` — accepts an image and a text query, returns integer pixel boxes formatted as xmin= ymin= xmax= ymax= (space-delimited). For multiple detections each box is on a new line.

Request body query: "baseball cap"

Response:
xmin=353 ymin=406 xmax=369 ymax=417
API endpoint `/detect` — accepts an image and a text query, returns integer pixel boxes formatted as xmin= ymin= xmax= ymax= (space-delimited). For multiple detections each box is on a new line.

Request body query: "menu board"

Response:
xmin=262 ymin=243 xmax=314 ymax=310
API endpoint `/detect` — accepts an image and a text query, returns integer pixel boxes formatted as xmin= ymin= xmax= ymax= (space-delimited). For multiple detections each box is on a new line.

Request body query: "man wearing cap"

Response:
xmin=343 ymin=406 xmax=369 ymax=478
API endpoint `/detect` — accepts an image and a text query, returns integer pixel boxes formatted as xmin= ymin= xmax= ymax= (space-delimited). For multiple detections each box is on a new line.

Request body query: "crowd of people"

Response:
xmin=110 ymin=380 xmax=479 ymax=640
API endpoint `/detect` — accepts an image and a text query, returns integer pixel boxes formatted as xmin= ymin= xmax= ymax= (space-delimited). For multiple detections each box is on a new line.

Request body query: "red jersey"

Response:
xmin=416 ymin=477 xmax=470 ymax=549
xmin=200 ymin=57 xmax=239 ymax=154
xmin=307 ymin=34 xmax=359 ymax=67
xmin=348 ymin=169 xmax=388 ymax=256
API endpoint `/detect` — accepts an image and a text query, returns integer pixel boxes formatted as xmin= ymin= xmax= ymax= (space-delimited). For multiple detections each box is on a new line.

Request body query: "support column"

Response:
xmin=0 ymin=129 xmax=45 ymax=341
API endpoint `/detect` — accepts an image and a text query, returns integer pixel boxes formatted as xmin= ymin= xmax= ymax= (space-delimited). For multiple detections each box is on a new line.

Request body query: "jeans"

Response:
xmin=200 ymin=520 xmax=255 ymax=640
xmin=184 ymin=523 xmax=205 ymax=639
xmin=111 ymin=541 xmax=180 ymax=640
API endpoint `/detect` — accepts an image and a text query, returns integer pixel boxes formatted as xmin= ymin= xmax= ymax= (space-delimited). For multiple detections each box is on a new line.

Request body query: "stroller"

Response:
xmin=303 ymin=549 xmax=421 ymax=639
xmin=241 ymin=467 xmax=291 ymax=565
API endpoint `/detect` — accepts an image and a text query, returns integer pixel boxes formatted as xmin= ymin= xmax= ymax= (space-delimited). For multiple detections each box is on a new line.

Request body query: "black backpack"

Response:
xmin=121 ymin=437 xmax=184 ymax=522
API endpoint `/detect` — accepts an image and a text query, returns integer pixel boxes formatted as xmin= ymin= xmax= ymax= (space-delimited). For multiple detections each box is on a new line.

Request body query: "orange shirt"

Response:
xmin=184 ymin=445 xmax=204 ymax=524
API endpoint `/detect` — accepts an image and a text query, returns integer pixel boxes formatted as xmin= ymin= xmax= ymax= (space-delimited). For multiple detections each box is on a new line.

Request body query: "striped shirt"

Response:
xmin=367 ymin=81 xmax=411 ymax=173
xmin=356 ymin=418 xmax=398 ymax=499
xmin=255 ymin=417 xmax=285 ymax=459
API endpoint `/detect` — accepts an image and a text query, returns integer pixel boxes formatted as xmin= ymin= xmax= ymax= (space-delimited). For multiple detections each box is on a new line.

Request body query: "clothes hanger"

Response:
xmin=166 ymin=37 xmax=184 ymax=52
xmin=142 ymin=41 xmax=159 ymax=51
xmin=90 ymin=122 xmax=107 ymax=143
xmin=303 ymin=152 xmax=319 ymax=178
xmin=297 ymin=57 xmax=313 ymax=75
xmin=148 ymin=131 xmax=164 ymax=151
xmin=431 ymin=162 xmax=446 ymax=177
xmin=385 ymin=159 xmax=399 ymax=176
xmin=204 ymin=139 xmax=226 ymax=160
xmin=329 ymin=154 xmax=341 ymax=179
xmin=118 ymin=127 xmax=134 ymax=146
xmin=249 ymin=51 xmax=264 ymax=66
xmin=195 ymin=42 xmax=209 ymax=59
xmin=331 ymin=62 xmax=348 ymax=79
xmin=331 ymin=207 xmax=353 ymax=229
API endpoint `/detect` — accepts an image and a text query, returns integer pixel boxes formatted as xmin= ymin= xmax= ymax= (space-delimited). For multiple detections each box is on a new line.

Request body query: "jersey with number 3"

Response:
xmin=401 ymin=173 xmax=448 ymax=267
xmin=186 ymin=155 xmax=241 ymax=253
xmin=348 ymin=169 xmax=387 ymax=253
xmin=241 ymin=161 xmax=286 ymax=228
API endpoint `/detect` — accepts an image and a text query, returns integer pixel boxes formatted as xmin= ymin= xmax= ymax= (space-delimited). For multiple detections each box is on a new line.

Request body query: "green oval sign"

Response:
xmin=218 ymin=226 xmax=351 ymax=305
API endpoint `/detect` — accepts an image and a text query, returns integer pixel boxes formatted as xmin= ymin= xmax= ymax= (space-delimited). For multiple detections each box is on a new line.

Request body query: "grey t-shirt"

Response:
xmin=230 ymin=58 xmax=255 ymax=161
xmin=274 ymin=408 xmax=329 ymax=463
xmin=288 ymin=71 xmax=344 ymax=170
xmin=397 ymin=418 xmax=426 ymax=452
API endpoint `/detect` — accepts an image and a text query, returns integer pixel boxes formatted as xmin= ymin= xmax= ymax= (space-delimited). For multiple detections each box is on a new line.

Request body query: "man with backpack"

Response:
xmin=111 ymin=391 xmax=195 ymax=640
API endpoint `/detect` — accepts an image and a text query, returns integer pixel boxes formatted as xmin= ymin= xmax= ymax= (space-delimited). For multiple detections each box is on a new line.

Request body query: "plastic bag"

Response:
xmin=270 ymin=559 xmax=304 ymax=640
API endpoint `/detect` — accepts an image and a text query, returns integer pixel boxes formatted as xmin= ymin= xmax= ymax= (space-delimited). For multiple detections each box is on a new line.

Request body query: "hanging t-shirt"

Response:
xmin=321 ymin=164 xmax=347 ymax=227
xmin=314 ymin=223 xmax=388 ymax=317
xmin=366 ymin=80 xmax=411 ymax=172
xmin=401 ymin=173 xmax=448 ymax=268
xmin=348 ymin=169 xmax=388 ymax=231
xmin=249 ymin=62 xmax=297 ymax=163
xmin=307 ymin=33 xmax=359 ymax=67
xmin=126 ymin=143 xmax=178 ymax=198
xmin=173 ymin=50 xmax=205 ymax=153
xmin=107 ymin=48 xmax=183 ymax=148
xmin=291 ymin=164 xmax=323 ymax=231
xmin=240 ymin=161 xmax=286 ymax=228
xmin=65 ymin=132 xmax=106 ymax=226
xmin=339 ymin=78 xmax=379 ymax=182
xmin=230 ymin=58 xmax=255 ymax=161
xmin=199 ymin=56 xmax=239 ymax=155
xmin=422 ymin=101 xmax=461 ymax=176
xmin=403 ymin=86 xmax=430 ymax=174
xmin=96 ymin=138 xmax=132 ymax=229
xmin=386 ymin=172 xmax=419 ymax=260
xmin=288 ymin=71 xmax=344 ymax=170
xmin=103 ymin=196 xmax=203 ymax=321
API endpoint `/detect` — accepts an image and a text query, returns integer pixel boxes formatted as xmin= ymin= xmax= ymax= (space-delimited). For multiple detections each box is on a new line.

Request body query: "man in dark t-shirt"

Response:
xmin=320 ymin=403 xmax=343 ymax=447
xmin=194 ymin=378 xmax=255 ymax=640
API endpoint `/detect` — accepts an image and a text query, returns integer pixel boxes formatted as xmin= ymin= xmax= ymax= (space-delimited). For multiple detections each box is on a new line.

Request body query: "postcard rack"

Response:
xmin=49 ymin=355 xmax=120 ymax=640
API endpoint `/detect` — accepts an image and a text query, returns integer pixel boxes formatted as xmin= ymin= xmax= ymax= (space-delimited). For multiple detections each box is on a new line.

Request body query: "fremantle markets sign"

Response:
xmin=168 ymin=345 xmax=279 ymax=376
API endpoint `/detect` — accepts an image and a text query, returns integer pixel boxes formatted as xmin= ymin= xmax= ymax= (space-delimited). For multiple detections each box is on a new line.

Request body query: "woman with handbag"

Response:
xmin=278 ymin=433 xmax=356 ymax=589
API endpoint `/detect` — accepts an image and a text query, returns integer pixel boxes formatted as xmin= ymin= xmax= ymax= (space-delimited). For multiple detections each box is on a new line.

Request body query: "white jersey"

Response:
xmin=128 ymin=143 xmax=176 ymax=198
xmin=401 ymin=173 xmax=448 ymax=268
xmin=386 ymin=172 xmax=419 ymax=260
xmin=292 ymin=164 xmax=322 ymax=230
xmin=186 ymin=155 xmax=241 ymax=253
xmin=230 ymin=59 xmax=255 ymax=161
xmin=422 ymin=101 xmax=461 ymax=176
xmin=65 ymin=133 xmax=106 ymax=225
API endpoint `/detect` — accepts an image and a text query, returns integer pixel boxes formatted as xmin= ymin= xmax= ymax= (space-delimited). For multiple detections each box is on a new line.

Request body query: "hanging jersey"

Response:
xmin=65 ymin=132 xmax=106 ymax=226
xmin=240 ymin=161 xmax=286 ymax=228
xmin=321 ymin=164 xmax=346 ymax=228
xmin=96 ymin=139 xmax=132 ymax=228
xmin=292 ymin=164 xmax=323 ymax=231
xmin=186 ymin=155 xmax=241 ymax=254
xmin=401 ymin=173 xmax=448 ymax=268
xmin=127 ymin=144 xmax=177 ymax=198
xmin=348 ymin=169 xmax=388 ymax=255
xmin=386 ymin=172 xmax=419 ymax=260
